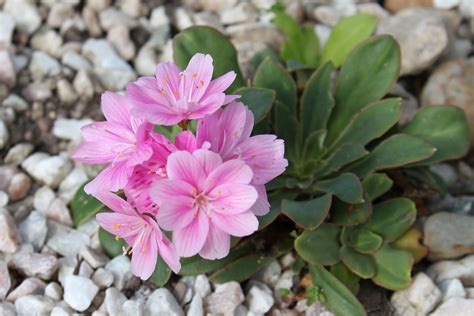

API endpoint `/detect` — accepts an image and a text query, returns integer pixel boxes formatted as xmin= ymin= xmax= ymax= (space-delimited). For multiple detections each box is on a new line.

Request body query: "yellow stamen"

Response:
xmin=115 ymin=235 xmax=120 ymax=241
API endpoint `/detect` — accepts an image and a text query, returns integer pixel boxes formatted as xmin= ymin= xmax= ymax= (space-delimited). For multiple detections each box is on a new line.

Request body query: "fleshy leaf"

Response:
xmin=209 ymin=254 xmax=274 ymax=283
xmin=392 ymin=228 xmax=428 ymax=263
xmin=313 ymin=173 xmax=364 ymax=204
xmin=372 ymin=245 xmax=413 ymax=290
xmin=321 ymin=13 xmax=377 ymax=67
xmin=295 ymin=223 xmax=341 ymax=265
xmin=310 ymin=264 xmax=367 ymax=316
xmin=330 ymin=263 xmax=360 ymax=295
xmin=332 ymin=194 xmax=372 ymax=226
xmin=274 ymin=101 xmax=299 ymax=163
xmin=362 ymin=173 xmax=393 ymax=200
xmin=326 ymin=36 xmax=400 ymax=144
xmin=323 ymin=143 xmax=369 ymax=175
xmin=98 ymin=227 xmax=127 ymax=258
xmin=150 ymin=254 xmax=172 ymax=287
xmin=282 ymin=194 xmax=332 ymax=230
xmin=402 ymin=105 xmax=470 ymax=166
xmin=259 ymin=191 xmax=298 ymax=230
xmin=71 ymin=183 xmax=105 ymax=227
xmin=349 ymin=229 xmax=383 ymax=254
xmin=363 ymin=198 xmax=416 ymax=242
xmin=340 ymin=246 xmax=376 ymax=279
xmin=233 ymin=87 xmax=275 ymax=123
xmin=173 ymin=26 xmax=245 ymax=91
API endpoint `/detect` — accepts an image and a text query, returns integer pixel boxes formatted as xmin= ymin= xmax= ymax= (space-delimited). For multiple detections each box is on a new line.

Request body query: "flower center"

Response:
xmin=195 ymin=194 xmax=208 ymax=206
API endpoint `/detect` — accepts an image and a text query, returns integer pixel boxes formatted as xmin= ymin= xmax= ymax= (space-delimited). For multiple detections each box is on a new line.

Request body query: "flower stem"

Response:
xmin=178 ymin=120 xmax=189 ymax=131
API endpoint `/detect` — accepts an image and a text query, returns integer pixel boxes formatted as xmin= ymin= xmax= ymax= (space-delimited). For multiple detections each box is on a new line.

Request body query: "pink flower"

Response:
xmin=73 ymin=92 xmax=154 ymax=194
xmin=196 ymin=102 xmax=288 ymax=215
xmin=95 ymin=191 xmax=181 ymax=280
xmin=126 ymin=53 xmax=238 ymax=126
xmin=151 ymin=150 xmax=259 ymax=260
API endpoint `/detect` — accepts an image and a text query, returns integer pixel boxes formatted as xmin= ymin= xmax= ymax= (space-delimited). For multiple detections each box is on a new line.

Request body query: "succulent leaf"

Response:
xmin=98 ymin=227 xmax=127 ymax=258
xmin=295 ymin=223 xmax=341 ymax=265
xmin=332 ymin=194 xmax=372 ymax=226
xmin=392 ymin=228 xmax=428 ymax=263
xmin=282 ymin=194 xmax=332 ymax=230
xmin=349 ymin=229 xmax=383 ymax=254
xmin=323 ymin=143 xmax=369 ymax=175
xmin=340 ymin=246 xmax=376 ymax=279
xmin=330 ymin=263 xmax=360 ymax=295
xmin=313 ymin=173 xmax=364 ymax=204
xmin=258 ymin=191 xmax=298 ymax=230
xmin=372 ymin=245 xmax=413 ymax=290
xmin=71 ymin=183 xmax=104 ymax=227
xmin=233 ymin=87 xmax=276 ymax=123
xmin=209 ymin=254 xmax=274 ymax=283
xmin=362 ymin=173 xmax=393 ymax=200
xmin=150 ymin=254 xmax=172 ymax=287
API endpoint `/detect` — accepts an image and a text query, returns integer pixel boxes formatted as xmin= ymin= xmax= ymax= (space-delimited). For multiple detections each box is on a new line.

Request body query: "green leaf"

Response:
xmin=179 ymin=240 xmax=254 ymax=275
xmin=372 ymin=245 xmax=413 ymax=290
xmin=323 ymin=143 xmax=369 ymax=175
xmin=322 ymin=13 xmax=377 ymax=67
xmin=392 ymin=228 xmax=428 ymax=263
xmin=363 ymin=198 xmax=417 ymax=242
xmin=282 ymin=194 xmax=332 ymax=230
xmin=173 ymin=26 xmax=245 ymax=91
xmin=71 ymin=183 xmax=104 ymax=227
xmin=362 ymin=173 xmax=393 ymax=200
xmin=347 ymin=134 xmax=436 ymax=178
xmin=274 ymin=101 xmax=299 ymax=162
xmin=340 ymin=246 xmax=376 ymax=279
xmin=258 ymin=191 xmax=298 ymax=230
xmin=313 ymin=173 xmax=364 ymax=204
xmin=329 ymin=98 xmax=402 ymax=150
xmin=402 ymin=105 xmax=470 ymax=165
xmin=251 ymin=48 xmax=279 ymax=70
xmin=98 ymin=227 xmax=127 ymax=258
xmin=209 ymin=254 xmax=274 ymax=283
xmin=295 ymin=223 xmax=341 ymax=265
xmin=330 ymin=263 xmax=360 ymax=295
xmin=150 ymin=254 xmax=171 ymax=287
xmin=326 ymin=36 xmax=400 ymax=144
xmin=254 ymin=58 xmax=297 ymax=115
xmin=331 ymin=194 xmax=372 ymax=226
xmin=303 ymin=130 xmax=327 ymax=161
xmin=300 ymin=62 xmax=335 ymax=138
xmin=233 ymin=87 xmax=275 ymax=123
xmin=310 ymin=264 xmax=367 ymax=316
xmin=349 ymin=229 xmax=383 ymax=254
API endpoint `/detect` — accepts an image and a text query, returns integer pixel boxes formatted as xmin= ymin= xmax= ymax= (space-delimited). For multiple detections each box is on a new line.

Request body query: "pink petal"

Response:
xmin=223 ymin=94 xmax=240 ymax=104
xmin=80 ymin=121 xmax=135 ymax=145
xmin=96 ymin=212 xmax=144 ymax=239
xmin=131 ymin=229 xmax=158 ymax=280
xmin=204 ymin=159 xmax=253 ymax=192
xmin=126 ymin=77 xmax=163 ymax=105
xmin=212 ymin=211 xmax=259 ymax=237
xmin=72 ymin=142 xmax=116 ymax=164
xmin=151 ymin=179 xmax=196 ymax=230
xmin=166 ymin=151 xmax=206 ymax=189
xmin=239 ymin=135 xmax=288 ymax=185
xmin=199 ymin=223 xmax=230 ymax=260
xmin=182 ymin=53 xmax=213 ymax=102
xmin=85 ymin=161 xmax=132 ymax=194
xmin=175 ymin=131 xmax=197 ymax=152
xmin=93 ymin=191 xmax=136 ymax=216
xmin=101 ymin=92 xmax=133 ymax=128
xmin=157 ymin=236 xmax=181 ymax=273
xmin=209 ymin=184 xmax=258 ymax=214
xmin=214 ymin=102 xmax=249 ymax=158
xmin=206 ymin=71 xmax=236 ymax=96
xmin=173 ymin=210 xmax=209 ymax=257
xmin=131 ymin=101 xmax=183 ymax=126
xmin=249 ymin=185 xmax=271 ymax=216
xmin=155 ymin=62 xmax=181 ymax=97
xmin=196 ymin=111 xmax=223 ymax=153
xmin=193 ymin=149 xmax=222 ymax=177
xmin=124 ymin=165 xmax=161 ymax=216
xmin=188 ymin=92 xmax=225 ymax=120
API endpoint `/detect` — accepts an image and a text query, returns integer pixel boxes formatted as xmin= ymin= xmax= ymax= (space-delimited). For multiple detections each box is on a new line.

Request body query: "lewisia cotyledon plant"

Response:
xmin=74 ymin=53 xmax=287 ymax=279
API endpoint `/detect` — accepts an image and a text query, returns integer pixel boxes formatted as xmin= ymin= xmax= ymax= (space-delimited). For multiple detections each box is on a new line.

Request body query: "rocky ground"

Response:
xmin=0 ymin=0 xmax=472 ymax=315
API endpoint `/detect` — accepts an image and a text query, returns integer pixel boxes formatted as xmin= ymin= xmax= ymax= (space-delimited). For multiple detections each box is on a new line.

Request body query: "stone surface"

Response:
xmin=385 ymin=0 xmax=434 ymax=13
xmin=15 ymin=295 xmax=54 ymax=315
xmin=194 ymin=274 xmax=211 ymax=298
xmin=47 ymin=221 xmax=90 ymax=257
xmin=0 ymin=119 xmax=9 ymax=150
xmin=92 ymin=268 xmax=114 ymax=289
xmin=0 ymin=49 xmax=16 ymax=88
xmin=424 ymin=212 xmax=474 ymax=260
xmin=61 ymin=51 xmax=92 ymax=71
xmin=439 ymin=278 xmax=466 ymax=301
xmin=254 ymin=260 xmax=282 ymax=287
xmin=58 ymin=168 xmax=88 ymax=203
xmin=431 ymin=298 xmax=474 ymax=316
xmin=57 ymin=256 xmax=79 ymax=287
xmin=146 ymin=288 xmax=184 ymax=316
xmin=31 ymin=28 xmax=63 ymax=58
xmin=122 ymin=300 xmax=143 ymax=316
xmin=421 ymin=58 xmax=474 ymax=147
xmin=187 ymin=294 xmax=204 ymax=316
xmin=19 ymin=210 xmax=47 ymax=251
xmin=53 ymin=118 xmax=93 ymax=144
xmin=8 ymin=172 xmax=32 ymax=201
xmin=0 ymin=302 xmax=16 ymax=316
xmin=204 ymin=282 xmax=244 ymax=315
xmin=0 ymin=12 xmax=15 ymax=47
xmin=0 ymin=208 xmax=19 ymax=253
xmin=105 ymin=287 xmax=127 ymax=316
xmin=0 ymin=260 xmax=11 ymax=299
xmin=427 ymin=255 xmax=474 ymax=286
xmin=246 ymin=281 xmax=274 ymax=314
xmin=22 ymin=153 xmax=72 ymax=188
xmin=45 ymin=282 xmax=63 ymax=301
xmin=3 ymin=0 xmax=41 ymax=34
xmin=107 ymin=25 xmax=136 ymax=60
xmin=6 ymin=278 xmax=46 ymax=302
xmin=105 ymin=255 xmax=134 ymax=290
xmin=13 ymin=250 xmax=59 ymax=280
xmin=391 ymin=273 xmax=442 ymax=315
xmin=63 ymin=275 xmax=99 ymax=312
xmin=377 ymin=8 xmax=450 ymax=75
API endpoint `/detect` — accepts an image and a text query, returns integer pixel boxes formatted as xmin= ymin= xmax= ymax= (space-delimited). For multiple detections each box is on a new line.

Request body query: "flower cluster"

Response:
xmin=73 ymin=53 xmax=288 ymax=280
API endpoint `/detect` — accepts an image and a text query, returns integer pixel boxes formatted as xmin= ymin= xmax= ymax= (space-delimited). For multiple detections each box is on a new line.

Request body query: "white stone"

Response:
xmin=246 ymin=281 xmax=274 ymax=314
xmin=234 ymin=304 xmax=249 ymax=316
xmin=47 ymin=3 xmax=74 ymax=28
xmin=57 ymin=79 xmax=78 ymax=105
xmin=187 ymin=294 xmax=204 ymax=316
xmin=64 ymin=275 xmax=99 ymax=312
xmin=45 ymin=282 xmax=63 ymax=301
xmin=122 ymin=300 xmax=143 ymax=316
xmin=105 ymin=255 xmax=134 ymax=290
xmin=34 ymin=186 xmax=55 ymax=213
xmin=431 ymin=298 xmax=474 ymax=316
xmin=92 ymin=268 xmax=114 ymax=289
xmin=440 ymin=279 xmax=467 ymax=301
xmin=53 ymin=118 xmax=93 ymax=144
xmin=58 ymin=256 xmax=78 ymax=287
xmin=0 ymin=121 xmax=10 ymax=151
xmin=105 ymin=287 xmax=127 ymax=316
xmin=204 ymin=282 xmax=244 ymax=315
xmin=6 ymin=277 xmax=46 ymax=302
xmin=15 ymin=295 xmax=54 ymax=315
xmin=19 ymin=210 xmax=47 ymax=251
xmin=254 ymin=260 xmax=282 ymax=287
xmin=47 ymin=221 xmax=90 ymax=257
xmin=275 ymin=270 xmax=295 ymax=292
xmin=0 ymin=302 xmax=16 ymax=316
xmin=433 ymin=0 xmax=460 ymax=9
xmin=61 ymin=51 xmax=92 ymax=71
xmin=29 ymin=51 xmax=62 ymax=80
xmin=0 ymin=260 xmax=11 ymax=299
xmin=221 ymin=2 xmax=258 ymax=25
xmin=73 ymin=69 xmax=95 ymax=99
xmin=194 ymin=274 xmax=211 ymax=298
xmin=107 ymin=25 xmax=136 ymax=60
xmin=99 ymin=7 xmax=137 ymax=31
xmin=0 ymin=12 xmax=15 ymax=47
xmin=79 ymin=260 xmax=94 ymax=278
xmin=58 ymin=168 xmax=88 ymax=203
xmin=0 ymin=191 xmax=8 ymax=207
xmin=31 ymin=28 xmax=63 ymax=58
xmin=146 ymin=288 xmax=184 ymax=316
xmin=174 ymin=7 xmax=194 ymax=31
xmin=22 ymin=153 xmax=72 ymax=189
xmin=0 ymin=208 xmax=19 ymax=253
xmin=82 ymin=39 xmax=136 ymax=90
xmin=2 ymin=95 xmax=28 ymax=114
xmin=428 ymin=255 xmax=474 ymax=286
xmin=13 ymin=250 xmax=59 ymax=280
xmin=459 ymin=0 xmax=474 ymax=18
xmin=0 ymin=49 xmax=16 ymax=88
xmin=391 ymin=273 xmax=441 ymax=315
xmin=150 ymin=6 xmax=170 ymax=32
xmin=3 ymin=0 xmax=41 ymax=35
xmin=81 ymin=246 xmax=109 ymax=269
